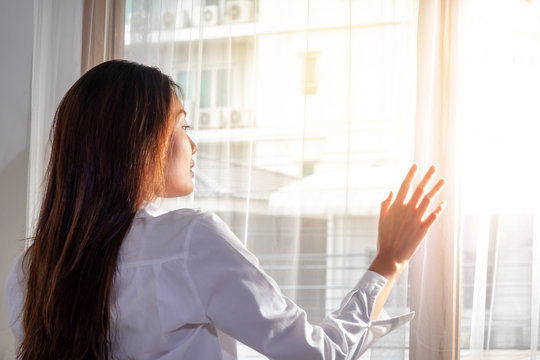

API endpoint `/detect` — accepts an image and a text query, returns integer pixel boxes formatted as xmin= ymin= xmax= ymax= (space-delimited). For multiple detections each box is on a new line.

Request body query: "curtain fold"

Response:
xmin=28 ymin=0 xmax=123 ymax=238
xmin=409 ymin=0 xmax=462 ymax=359
xmin=532 ymin=211 xmax=540 ymax=359
xmin=411 ymin=0 xmax=540 ymax=358
xmin=81 ymin=0 xmax=125 ymax=73
xmin=27 ymin=0 xmax=84 ymax=237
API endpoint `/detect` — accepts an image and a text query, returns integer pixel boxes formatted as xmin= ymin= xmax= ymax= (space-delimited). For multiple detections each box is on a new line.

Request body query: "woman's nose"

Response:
xmin=189 ymin=136 xmax=197 ymax=155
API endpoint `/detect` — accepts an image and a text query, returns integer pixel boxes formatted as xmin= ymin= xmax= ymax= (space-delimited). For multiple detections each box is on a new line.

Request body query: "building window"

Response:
xmin=301 ymin=52 xmax=319 ymax=96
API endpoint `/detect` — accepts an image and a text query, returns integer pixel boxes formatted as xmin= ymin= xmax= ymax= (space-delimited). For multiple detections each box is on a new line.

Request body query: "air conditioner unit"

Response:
xmin=130 ymin=13 xmax=146 ymax=40
xmin=199 ymin=109 xmax=226 ymax=129
xmin=178 ymin=9 xmax=192 ymax=27
xmin=225 ymin=0 xmax=253 ymax=24
xmin=162 ymin=11 xmax=175 ymax=29
xmin=203 ymin=5 xmax=219 ymax=26
xmin=191 ymin=5 xmax=219 ymax=26
xmin=228 ymin=109 xmax=251 ymax=128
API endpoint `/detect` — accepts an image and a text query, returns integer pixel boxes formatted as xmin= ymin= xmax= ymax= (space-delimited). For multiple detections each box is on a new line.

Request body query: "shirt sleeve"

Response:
xmin=185 ymin=212 xmax=414 ymax=360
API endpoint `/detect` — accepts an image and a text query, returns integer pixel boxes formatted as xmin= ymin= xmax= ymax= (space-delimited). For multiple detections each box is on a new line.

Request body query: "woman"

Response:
xmin=6 ymin=60 xmax=446 ymax=359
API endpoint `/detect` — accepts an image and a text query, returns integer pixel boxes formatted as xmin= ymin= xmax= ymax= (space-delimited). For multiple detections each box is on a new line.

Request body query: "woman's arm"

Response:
xmin=185 ymin=164 xmax=445 ymax=359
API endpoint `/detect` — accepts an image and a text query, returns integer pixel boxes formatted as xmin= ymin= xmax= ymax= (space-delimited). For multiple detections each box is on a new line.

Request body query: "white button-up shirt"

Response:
xmin=7 ymin=203 xmax=413 ymax=359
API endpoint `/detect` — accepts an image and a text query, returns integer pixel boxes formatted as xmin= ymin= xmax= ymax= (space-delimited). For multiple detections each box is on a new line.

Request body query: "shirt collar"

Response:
xmin=136 ymin=199 xmax=170 ymax=218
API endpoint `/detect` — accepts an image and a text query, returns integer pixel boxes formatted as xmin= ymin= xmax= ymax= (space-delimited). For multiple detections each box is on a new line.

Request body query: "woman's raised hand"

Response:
xmin=369 ymin=164 xmax=446 ymax=278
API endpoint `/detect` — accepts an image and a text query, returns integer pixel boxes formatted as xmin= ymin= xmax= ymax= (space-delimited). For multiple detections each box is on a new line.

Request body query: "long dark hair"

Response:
xmin=20 ymin=60 xmax=178 ymax=360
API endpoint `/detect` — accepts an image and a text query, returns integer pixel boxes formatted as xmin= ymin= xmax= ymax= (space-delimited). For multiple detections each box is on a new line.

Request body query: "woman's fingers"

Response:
xmin=421 ymin=200 xmax=447 ymax=229
xmin=409 ymin=165 xmax=437 ymax=207
xmin=395 ymin=163 xmax=418 ymax=205
xmin=376 ymin=164 xmax=447 ymax=268
xmin=416 ymin=178 xmax=446 ymax=218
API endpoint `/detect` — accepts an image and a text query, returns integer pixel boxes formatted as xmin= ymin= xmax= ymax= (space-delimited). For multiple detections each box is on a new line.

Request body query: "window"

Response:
xmin=457 ymin=1 xmax=540 ymax=356
xmin=124 ymin=0 xmax=425 ymax=358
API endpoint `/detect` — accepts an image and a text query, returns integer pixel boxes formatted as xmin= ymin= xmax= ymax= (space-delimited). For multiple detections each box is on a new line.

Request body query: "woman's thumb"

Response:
xmin=380 ymin=191 xmax=393 ymax=218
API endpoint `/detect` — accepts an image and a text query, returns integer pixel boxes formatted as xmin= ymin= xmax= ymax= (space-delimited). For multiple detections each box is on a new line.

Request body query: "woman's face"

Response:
xmin=163 ymin=96 xmax=197 ymax=197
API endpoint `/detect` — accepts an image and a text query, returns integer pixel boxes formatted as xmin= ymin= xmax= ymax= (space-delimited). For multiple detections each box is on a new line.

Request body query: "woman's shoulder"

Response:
xmin=138 ymin=205 xmax=255 ymax=265
xmin=135 ymin=201 xmax=227 ymax=231
xmin=134 ymin=202 xmax=209 ymax=228
xmin=124 ymin=205 xmax=236 ymax=263
xmin=182 ymin=211 xmax=261 ymax=268
xmin=164 ymin=208 xmax=241 ymax=251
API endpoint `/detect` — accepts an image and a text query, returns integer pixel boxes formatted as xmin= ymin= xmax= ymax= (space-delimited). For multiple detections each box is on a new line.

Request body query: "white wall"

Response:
xmin=0 ymin=0 xmax=33 ymax=358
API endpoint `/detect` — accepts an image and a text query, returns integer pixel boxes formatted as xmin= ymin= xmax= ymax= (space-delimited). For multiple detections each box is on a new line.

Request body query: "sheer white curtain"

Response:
xmin=411 ymin=0 xmax=540 ymax=359
xmin=457 ymin=0 xmax=540 ymax=358
xmin=409 ymin=0 xmax=462 ymax=358
xmin=28 ymin=0 xmax=124 ymax=239
xmin=27 ymin=0 xmax=84 ymax=237
xmin=124 ymin=0 xmax=418 ymax=358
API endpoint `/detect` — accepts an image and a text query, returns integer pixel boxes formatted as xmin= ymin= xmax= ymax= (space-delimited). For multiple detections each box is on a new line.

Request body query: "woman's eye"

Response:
xmin=181 ymin=125 xmax=191 ymax=131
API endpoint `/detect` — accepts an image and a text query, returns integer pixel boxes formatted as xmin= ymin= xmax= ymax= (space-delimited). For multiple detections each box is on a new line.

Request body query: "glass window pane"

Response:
xmin=216 ymin=69 xmax=229 ymax=107
xmin=200 ymin=70 xmax=211 ymax=109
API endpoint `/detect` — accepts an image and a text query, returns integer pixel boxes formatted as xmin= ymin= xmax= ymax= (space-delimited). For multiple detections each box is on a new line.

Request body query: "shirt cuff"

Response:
xmin=367 ymin=311 xmax=415 ymax=347
xmin=353 ymin=270 xmax=388 ymax=298
xmin=353 ymin=270 xmax=415 ymax=348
